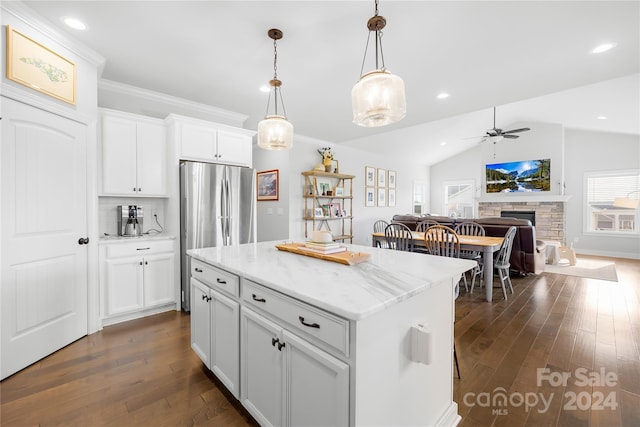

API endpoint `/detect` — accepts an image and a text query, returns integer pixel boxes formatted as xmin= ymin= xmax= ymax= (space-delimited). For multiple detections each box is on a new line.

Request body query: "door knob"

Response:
xmin=78 ymin=237 xmax=89 ymax=245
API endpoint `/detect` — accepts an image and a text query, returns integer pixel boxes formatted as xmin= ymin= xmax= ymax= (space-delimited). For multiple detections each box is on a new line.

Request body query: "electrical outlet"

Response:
xmin=151 ymin=209 xmax=158 ymax=218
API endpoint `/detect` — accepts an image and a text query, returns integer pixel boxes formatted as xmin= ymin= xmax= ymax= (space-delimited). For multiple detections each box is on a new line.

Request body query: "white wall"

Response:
xmin=431 ymin=121 xmax=564 ymax=214
xmin=564 ymin=129 xmax=640 ymax=258
xmin=253 ymin=134 xmax=430 ymax=246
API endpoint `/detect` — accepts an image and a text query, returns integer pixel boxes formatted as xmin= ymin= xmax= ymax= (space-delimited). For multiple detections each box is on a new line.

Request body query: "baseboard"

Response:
xmin=100 ymin=304 xmax=178 ymax=328
xmin=435 ymin=401 xmax=462 ymax=426
xmin=575 ymin=248 xmax=640 ymax=260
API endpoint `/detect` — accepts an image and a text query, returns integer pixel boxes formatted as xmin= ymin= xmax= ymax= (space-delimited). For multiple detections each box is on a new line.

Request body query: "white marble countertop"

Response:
xmin=98 ymin=234 xmax=176 ymax=244
xmin=188 ymin=241 xmax=476 ymax=321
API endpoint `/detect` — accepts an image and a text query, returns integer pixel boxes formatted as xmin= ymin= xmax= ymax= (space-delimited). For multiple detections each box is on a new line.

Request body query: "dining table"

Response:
xmin=372 ymin=231 xmax=505 ymax=302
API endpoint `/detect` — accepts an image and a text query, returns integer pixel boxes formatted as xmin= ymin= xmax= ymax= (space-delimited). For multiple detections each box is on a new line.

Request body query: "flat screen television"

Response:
xmin=486 ymin=159 xmax=551 ymax=193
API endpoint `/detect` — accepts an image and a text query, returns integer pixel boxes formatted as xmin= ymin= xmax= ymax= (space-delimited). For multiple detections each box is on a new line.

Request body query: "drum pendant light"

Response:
xmin=257 ymin=28 xmax=293 ymax=150
xmin=352 ymin=0 xmax=406 ymax=127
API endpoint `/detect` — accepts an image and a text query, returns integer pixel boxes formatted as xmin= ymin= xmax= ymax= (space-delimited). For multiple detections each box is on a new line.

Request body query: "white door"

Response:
xmin=101 ymin=114 xmax=137 ymax=195
xmin=190 ymin=278 xmax=211 ymax=366
xmin=136 ymin=121 xmax=166 ymax=196
xmin=143 ymin=253 xmax=175 ymax=307
xmin=105 ymin=257 xmax=144 ymax=315
xmin=241 ymin=307 xmax=283 ymax=427
xmin=285 ymin=330 xmax=350 ymax=427
xmin=211 ymin=288 xmax=240 ymax=398
xmin=1 ymin=97 xmax=88 ymax=379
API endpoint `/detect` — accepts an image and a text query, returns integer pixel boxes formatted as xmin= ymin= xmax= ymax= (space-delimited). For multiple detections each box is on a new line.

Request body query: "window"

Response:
xmin=585 ymin=170 xmax=639 ymax=235
xmin=444 ymin=180 xmax=475 ymax=218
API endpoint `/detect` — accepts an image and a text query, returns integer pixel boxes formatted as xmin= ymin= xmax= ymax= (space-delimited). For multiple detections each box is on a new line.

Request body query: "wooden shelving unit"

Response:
xmin=302 ymin=170 xmax=354 ymax=243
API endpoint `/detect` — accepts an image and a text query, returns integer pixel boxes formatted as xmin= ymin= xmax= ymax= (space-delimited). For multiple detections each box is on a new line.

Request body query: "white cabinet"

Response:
xmin=166 ymin=114 xmax=254 ymax=167
xmin=100 ymin=110 xmax=167 ymax=196
xmin=190 ymin=259 xmax=240 ymax=398
xmin=240 ymin=307 xmax=349 ymax=427
xmin=100 ymin=239 xmax=176 ymax=325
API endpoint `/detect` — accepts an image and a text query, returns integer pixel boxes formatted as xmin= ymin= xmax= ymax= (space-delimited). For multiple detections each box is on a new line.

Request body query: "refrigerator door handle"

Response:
xmin=225 ymin=178 xmax=231 ymax=245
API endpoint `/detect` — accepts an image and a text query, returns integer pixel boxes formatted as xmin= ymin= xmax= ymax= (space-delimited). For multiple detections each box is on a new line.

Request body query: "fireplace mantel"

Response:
xmin=477 ymin=194 xmax=572 ymax=203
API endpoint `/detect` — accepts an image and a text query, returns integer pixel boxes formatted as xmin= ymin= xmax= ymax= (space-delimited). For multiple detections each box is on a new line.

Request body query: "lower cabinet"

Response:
xmin=191 ymin=278 xmax=240 ymax=398
xmin=240 ymin=306 xmax=349 ymax=427
xmin=100 ymin=239 xmax=176 ymax=324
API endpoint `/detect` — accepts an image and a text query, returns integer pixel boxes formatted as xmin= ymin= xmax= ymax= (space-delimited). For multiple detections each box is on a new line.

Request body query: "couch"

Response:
xmin=391 ymin=214 xmax=546 ymax=275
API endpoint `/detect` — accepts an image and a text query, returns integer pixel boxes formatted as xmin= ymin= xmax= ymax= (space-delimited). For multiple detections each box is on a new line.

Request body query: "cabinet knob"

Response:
xmin=133 ymin=187 xmax=137 ymax=192
xmin=277 ymin=341 xmax=286 ymax=351
xmin=271 ymin=337 xmax=279 ymax=347
xmin=138 ymin=188 xmax=142 ymax=192
xmin=140 ymin=261 xmax=143 ymax=265
xmin=78 ymin=237 xmax=89 ymax=245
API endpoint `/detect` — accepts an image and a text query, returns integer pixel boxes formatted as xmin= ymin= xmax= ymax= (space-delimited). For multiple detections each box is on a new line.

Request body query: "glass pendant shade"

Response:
xmin=352 ymin=70 xmax=406 ymax=127
xmin=257 ymin=115 xmax=293 ymax=150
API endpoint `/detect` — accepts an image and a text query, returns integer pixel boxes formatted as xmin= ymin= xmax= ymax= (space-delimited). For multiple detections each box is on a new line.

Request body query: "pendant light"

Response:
xmin=352 ymin=0 xmax=406 ymax=127
xmin=257 ymin=28 xmax=293 ymax=150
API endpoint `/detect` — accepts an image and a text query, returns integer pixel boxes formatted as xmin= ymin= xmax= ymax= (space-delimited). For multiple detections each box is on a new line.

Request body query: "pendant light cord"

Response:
xmin=358 ymin=0 xmax=387 ymax=77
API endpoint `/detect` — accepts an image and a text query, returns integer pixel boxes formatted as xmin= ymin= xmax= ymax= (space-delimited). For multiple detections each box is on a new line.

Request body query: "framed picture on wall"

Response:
xmin=377 ymin=188 xmax=386 ymax=207
xmin=388 ymin=170 xmax=396 ymax=189
xmin=365 ymin=187 xmax=375 ymax=207
xmin=365 ymin=166 xmax=375 ymax=186
xmin=257 ymin=169 xmax=279 ymax=201
xmin=377 ymin=168 xmax=387 ymax=187
xmin=388 ymin=189 xmax=396 ymax=207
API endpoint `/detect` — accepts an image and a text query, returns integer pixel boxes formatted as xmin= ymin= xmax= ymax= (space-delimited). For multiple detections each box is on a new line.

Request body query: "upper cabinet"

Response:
xmin=166 ymin=114 xmax=254 ymax=167
xmin=100 ymin=109 xmax=168 ymax=197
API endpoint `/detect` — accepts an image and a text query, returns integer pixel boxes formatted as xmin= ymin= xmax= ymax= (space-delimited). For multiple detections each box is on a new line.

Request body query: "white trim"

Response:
xmin=434 ymin=402 xmax=462 ymax=427
xmin=99 ymin=79 xmax=249 ymax=125
xmin=1 ymin=85 xmax=92 ymax=125
xmin=576 ymin=248 xmax=640 ymax=260
xmin=477 ymin=194 xmax=571 ymax=203
xmin=2 ymin=1 xmax=106 ymax=72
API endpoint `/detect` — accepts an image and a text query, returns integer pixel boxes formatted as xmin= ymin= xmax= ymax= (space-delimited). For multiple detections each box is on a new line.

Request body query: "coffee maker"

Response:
xmin=117 ymin=205 xmax=144 ymax=237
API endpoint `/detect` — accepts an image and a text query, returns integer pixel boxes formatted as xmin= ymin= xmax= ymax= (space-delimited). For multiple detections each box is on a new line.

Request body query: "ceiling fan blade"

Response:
xmin=503 ymin=134 xmax=519 ymax=139
xmin=502 ymin=127 xmax=531 ymax=134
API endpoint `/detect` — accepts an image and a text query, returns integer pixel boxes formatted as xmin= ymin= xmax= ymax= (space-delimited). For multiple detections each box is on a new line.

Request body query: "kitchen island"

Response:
xmin=188 ymin=241 xmax=475 ymax=427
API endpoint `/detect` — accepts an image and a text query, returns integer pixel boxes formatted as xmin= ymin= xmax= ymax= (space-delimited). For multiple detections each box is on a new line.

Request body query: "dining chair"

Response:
xmin=424 ymin=225 xmax=469 ymax=291
xmin=454 ymin=222 xmax=485 ymax=291
xmin=494 ymin=226 xmax=517 ymax=300
xmin=415 ymin=220 xmax=439 ymax=232
xmin=373 ymin=220 xmax=390 ymax=248
xmin=384 ymin=223 xmax=414 ymax=252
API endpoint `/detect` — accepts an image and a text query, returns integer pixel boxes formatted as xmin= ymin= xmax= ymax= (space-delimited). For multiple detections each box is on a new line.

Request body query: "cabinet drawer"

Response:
xmin=243 ymin=280 xmax=349 ymax=356
xmin=191 ymin=259 xmax=239 ymax=298
xmin=106 ymin=239 xmax=174 ymax=258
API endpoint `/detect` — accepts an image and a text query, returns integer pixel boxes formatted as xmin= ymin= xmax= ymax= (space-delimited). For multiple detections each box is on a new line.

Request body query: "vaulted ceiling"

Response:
xmin=23 ymin=1 xmax=640 ymax=165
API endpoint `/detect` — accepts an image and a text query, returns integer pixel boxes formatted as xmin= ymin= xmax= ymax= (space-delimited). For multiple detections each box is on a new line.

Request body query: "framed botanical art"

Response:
xmin=5 ymin=26 xmax=76 ymax=105
xmin=377 ymin=168 xmax=387 ymax=188
xmin=316 ymin=178 xmax=333 ymax=196
xmin=377 ymin=188 xmax=386 ymax=207
xmin=388 ymin=189 xmax=396 ymax=207
xmin=365 ymin=187 xmax=375 ymax=207
xmin=365 ymin=166 xmax=375 ymax=186
xmin=388 ymin=170 xmax=396 ymax=189
xmin=257 ymin=169 xmax=279 ymax=201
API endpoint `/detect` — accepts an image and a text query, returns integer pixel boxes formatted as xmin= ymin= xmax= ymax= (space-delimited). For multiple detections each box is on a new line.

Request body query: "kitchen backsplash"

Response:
xmin=98 ymin=197 xmax=166 ymax=237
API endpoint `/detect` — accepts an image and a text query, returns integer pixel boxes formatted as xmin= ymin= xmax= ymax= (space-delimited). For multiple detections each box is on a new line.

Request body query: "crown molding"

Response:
xmin=98 ymin=79 xmax=249 ymax=125
xmin=2 ymin=1 xmax=106 ymax=73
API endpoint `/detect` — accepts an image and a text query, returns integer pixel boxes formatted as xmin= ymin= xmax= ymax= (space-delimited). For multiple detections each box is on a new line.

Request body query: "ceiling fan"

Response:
xmin=474 ymin=107 xmax=531 ymax=144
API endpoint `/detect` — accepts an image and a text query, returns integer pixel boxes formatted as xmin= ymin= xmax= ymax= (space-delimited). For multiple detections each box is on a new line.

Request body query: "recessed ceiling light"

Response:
xmin=259 ymin=85 xmax=270 ymax=93
xmin=436 ymin=93 xmax=450 ymax=100
xmin=597 ymin=116 xmax=608 ymax=120
xmin=62 ymin=17 xmax=87 ymax=30
xmin=591 ymin=43 xmax=617 ymax=54
xmin=440 ymin=141 xmax=447 ymax=146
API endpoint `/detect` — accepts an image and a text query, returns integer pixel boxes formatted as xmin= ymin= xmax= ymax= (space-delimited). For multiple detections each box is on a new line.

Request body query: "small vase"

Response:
xmin=324 ymin=164 xmax=332 ymax=172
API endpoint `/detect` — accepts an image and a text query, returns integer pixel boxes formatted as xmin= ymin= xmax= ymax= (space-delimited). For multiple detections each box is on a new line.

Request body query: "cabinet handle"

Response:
xmin=202 ymin=294 xmax=207 ymax=301
xmin=78 ymin=237 xmax=89 ymax=245
xmin=252 ymin=294 xmax=266 ymax=303
xmin=277 ymin=342 xmax=286 ymax=351
xmin=139 ymin=261 xmax=143 ymax=265
xmin=138 ymin=188 xmax=142 ymax=192
xmin=298 ymin=316 xmax=320 ymax=329
xmin=145 ymin=261 xmax=148 ymax=265
xmin=133 ymin=187 xmax=137 ymax=192
xmin=216 ymin=278 xmax=227 ymax=284
xmin=136 ymin=247 xmax=150 ymax=251
xmin=194 ymin=268 xmax=203 ymax=273
xmin=272 ymin=337 xmax=279 ymax=347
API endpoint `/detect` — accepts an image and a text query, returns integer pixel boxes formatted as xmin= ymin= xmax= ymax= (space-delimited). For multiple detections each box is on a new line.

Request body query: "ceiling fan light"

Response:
xmin=352 ymin=70 xmax=406 ymax=127
xmin=257 ymin=115 xmax=293 ymax=150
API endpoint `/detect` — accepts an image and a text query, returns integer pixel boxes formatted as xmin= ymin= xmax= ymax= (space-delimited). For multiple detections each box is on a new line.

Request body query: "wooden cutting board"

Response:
xmin=275 ymin=243 xmax=371 ymax=266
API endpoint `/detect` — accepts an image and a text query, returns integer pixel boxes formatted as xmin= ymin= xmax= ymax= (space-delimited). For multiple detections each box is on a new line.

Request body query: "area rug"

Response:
xmin=544 ymin=258 xmax=618 ymax=282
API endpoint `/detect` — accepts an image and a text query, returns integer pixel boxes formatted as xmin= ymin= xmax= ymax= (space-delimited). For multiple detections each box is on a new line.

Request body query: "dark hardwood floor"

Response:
xmin=1 ymin=255 xmax=638 ymax=426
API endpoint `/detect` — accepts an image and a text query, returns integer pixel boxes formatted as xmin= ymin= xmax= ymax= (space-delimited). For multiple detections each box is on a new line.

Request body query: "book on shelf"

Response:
xmin=299 ymin=244 xmax=347 ymax=255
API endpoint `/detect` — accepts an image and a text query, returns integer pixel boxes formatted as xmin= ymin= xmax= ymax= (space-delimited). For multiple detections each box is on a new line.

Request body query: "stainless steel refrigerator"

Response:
xmin=180 ymin=161 xmax=256 ymax=311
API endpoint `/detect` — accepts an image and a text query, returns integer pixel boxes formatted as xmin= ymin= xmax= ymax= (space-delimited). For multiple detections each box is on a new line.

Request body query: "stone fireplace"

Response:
xmin=478 ymin=200 xmax=567 ymax=243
